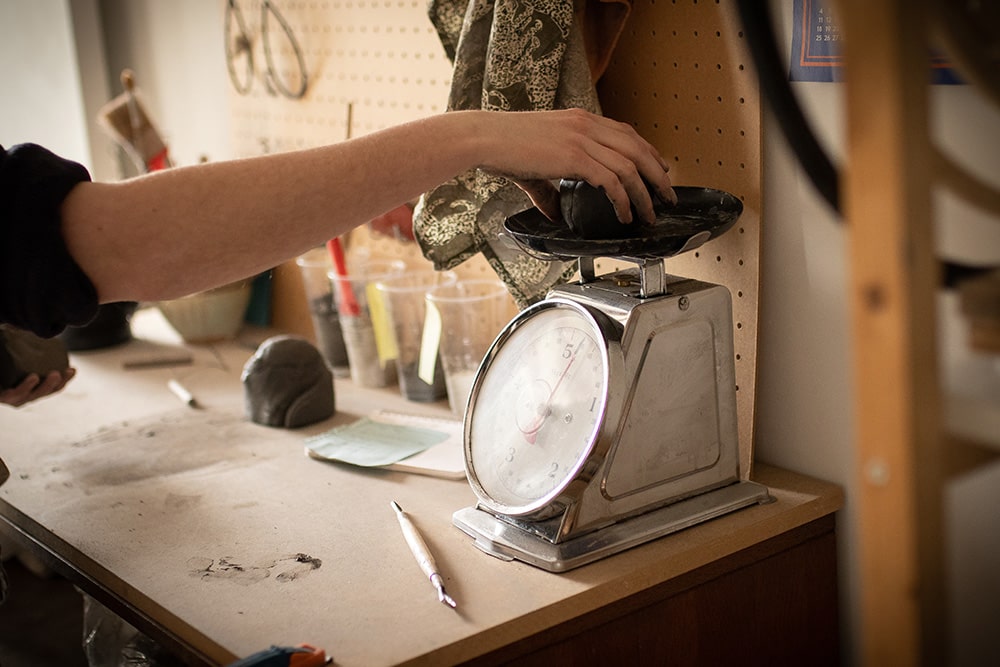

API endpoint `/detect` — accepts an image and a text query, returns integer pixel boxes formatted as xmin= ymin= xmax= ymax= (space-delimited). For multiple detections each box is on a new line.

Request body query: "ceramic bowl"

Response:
xmin=157 ymin=281 xmax=252 ymax=343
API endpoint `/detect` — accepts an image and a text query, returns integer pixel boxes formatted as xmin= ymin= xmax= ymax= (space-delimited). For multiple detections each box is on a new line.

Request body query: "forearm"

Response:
xmin=62 ymin=112 xmax=487 ymax=303
xmin=60 ymin=108 xmax=671 ymax=304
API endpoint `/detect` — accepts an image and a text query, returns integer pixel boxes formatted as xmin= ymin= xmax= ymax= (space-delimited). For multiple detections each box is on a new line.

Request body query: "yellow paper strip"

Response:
xmin=367 ymin=283 xmax=397 ymax=366
xmin=418 ymin=301 xmax=442 ymax=385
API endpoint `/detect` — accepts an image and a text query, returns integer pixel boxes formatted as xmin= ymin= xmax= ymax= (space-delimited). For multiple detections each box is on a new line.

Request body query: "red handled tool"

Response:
xmin=326 ymin=237 xmax=361 ymax=317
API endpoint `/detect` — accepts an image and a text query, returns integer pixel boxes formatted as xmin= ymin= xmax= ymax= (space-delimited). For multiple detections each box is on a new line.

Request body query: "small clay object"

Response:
xmin=0 ymin=325 xmax=70 ymax=389
xmin=559 ymin=178 xmax=673 ymax=240
xmin=241 ymin=335 xmax=335 ymax=428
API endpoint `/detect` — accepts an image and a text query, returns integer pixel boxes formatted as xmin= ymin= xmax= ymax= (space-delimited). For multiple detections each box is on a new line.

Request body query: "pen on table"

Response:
xmin=390 ymin=501 xmax=457 ymax=609
xmin=167 ymin=379 xmax=198 ymax=408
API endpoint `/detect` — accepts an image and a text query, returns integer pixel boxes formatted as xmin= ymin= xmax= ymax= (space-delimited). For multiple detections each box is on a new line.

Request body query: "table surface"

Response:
xmin=0 ymin=309 xmax=843 ymax=666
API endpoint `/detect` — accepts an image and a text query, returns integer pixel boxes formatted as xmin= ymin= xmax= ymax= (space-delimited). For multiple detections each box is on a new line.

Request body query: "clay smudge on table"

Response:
xmin=188 ymin=553 xmax=322 ymax=585
xmin=275 ymin=553 xmax=323 ymax=582
xmin=187 ymin=556 xmax=271 ymax=585
xmin=36 ymin=409 xmax=271 ymax=489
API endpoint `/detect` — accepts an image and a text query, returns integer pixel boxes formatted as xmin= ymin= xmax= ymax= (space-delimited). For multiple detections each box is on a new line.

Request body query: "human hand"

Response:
xmin=475 ymin=109 xmax=676 ymax=224
xmin=0 ymin=368 xmax=76 ymax=407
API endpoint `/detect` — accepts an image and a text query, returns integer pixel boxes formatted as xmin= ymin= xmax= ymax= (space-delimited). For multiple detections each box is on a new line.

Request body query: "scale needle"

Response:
xmin=390 ymin=501 xmax=457 ymax=609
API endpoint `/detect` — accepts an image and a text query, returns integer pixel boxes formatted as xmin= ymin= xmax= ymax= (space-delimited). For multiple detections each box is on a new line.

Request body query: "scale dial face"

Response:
xmin=466 ymin=300 xmax=610 ymax=517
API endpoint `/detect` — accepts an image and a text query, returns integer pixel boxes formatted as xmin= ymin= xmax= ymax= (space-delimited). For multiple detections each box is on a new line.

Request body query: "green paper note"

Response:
xmin=305 ymin=418 xmax=448 ymax=467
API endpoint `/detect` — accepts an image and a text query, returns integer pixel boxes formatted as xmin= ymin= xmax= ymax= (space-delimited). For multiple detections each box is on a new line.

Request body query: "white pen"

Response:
xmin=167 ymin=379 xmax=198 ymax=408
xmin=390 ymin=501 xmax=457 ymax=608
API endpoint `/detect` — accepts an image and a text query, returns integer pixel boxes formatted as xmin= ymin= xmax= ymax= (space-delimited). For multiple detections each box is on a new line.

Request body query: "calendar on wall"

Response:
xmin=789 ymin=0 xmax=962 ymax=84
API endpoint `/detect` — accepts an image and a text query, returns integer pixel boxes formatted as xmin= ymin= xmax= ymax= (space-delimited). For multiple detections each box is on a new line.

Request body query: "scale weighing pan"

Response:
xmin=504 ymin=186 xmax=742 ymax=261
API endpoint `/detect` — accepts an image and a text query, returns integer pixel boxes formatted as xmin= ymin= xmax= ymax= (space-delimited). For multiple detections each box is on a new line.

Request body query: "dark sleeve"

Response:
xmin=0 ymin=143 xmax=99 ymax=338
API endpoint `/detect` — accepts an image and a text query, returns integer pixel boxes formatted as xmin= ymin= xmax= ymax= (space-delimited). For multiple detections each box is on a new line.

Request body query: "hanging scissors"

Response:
xmin=224 ymin=0 xmax=308 ymax=99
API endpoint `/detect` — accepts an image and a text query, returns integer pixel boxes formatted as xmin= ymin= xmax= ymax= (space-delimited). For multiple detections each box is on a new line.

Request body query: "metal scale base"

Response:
xmin=454 ymin=480 xmax=772 ymax=573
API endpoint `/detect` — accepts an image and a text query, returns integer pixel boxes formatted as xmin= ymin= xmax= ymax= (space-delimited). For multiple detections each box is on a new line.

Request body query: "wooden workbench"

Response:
xmin=0 ymin=310 xmax=843 ymax=666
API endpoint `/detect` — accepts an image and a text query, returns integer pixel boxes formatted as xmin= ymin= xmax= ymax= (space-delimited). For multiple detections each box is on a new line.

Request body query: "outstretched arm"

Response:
xmin=61 ymin=109 xmax=673 ymax=304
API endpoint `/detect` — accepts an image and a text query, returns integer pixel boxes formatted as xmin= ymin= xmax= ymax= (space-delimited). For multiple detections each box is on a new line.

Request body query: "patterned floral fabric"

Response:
xmin=415 ymin=0 xmax=629 ymax=307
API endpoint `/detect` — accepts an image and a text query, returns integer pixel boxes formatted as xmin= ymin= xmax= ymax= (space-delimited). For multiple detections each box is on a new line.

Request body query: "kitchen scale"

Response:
xmin=453 ymin=186 xmax=772 ymax=572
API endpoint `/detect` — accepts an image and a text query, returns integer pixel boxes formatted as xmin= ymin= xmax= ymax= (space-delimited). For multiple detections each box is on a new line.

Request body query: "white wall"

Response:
xmin=0 ymin=0 xmax=113 ymax=178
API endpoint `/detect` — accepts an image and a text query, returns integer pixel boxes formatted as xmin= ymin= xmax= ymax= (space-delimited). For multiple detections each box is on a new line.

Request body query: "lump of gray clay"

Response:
xmin=241 ymin=335 xmax=335 ymax=428
xmin=0 ymin=325 xmax=70 ymax=389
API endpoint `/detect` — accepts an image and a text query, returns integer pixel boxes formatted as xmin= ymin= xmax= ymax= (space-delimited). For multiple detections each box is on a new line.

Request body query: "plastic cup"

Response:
xmin=426 ymin=280 xmax=515 ymax=417
xmin=375 ymin=270 xmax=457 ymax=402
xmin=328 ymin=259 xmax=406 ymax=388
xmin=296 ymin=248 xmax=349 ymax=377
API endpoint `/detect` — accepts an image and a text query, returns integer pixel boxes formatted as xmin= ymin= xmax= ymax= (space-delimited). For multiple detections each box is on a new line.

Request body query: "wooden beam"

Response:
xmin=840 ymin=1 xmax=947 ymax=665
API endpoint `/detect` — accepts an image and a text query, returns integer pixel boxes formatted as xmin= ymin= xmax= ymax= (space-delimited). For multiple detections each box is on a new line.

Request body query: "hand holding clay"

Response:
xmin=0 ymin=326 xmax=73 ymax=407
xmin=559 ymin=178 xmax=676 ymax=239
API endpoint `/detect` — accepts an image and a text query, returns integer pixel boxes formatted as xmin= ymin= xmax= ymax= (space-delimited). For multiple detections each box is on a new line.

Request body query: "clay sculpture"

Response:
xmin=241 ymin=335 xmax=335 ymax=428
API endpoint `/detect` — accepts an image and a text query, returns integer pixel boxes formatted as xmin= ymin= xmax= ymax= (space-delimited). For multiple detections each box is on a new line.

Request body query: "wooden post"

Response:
xmin=840 ymin=1 xmax=946 ymax=664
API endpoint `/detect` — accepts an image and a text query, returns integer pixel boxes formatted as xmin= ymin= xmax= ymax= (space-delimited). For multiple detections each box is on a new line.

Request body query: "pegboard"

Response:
xmin=226 ymin=0 xmax=454 ymax=150
xmin=225 ymin=0 xmax=496 ymax=338
xmin=231 ymin=0 xmax=762 ymax=474
xmin=598 ymin=0 xmax=762 ymax=477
